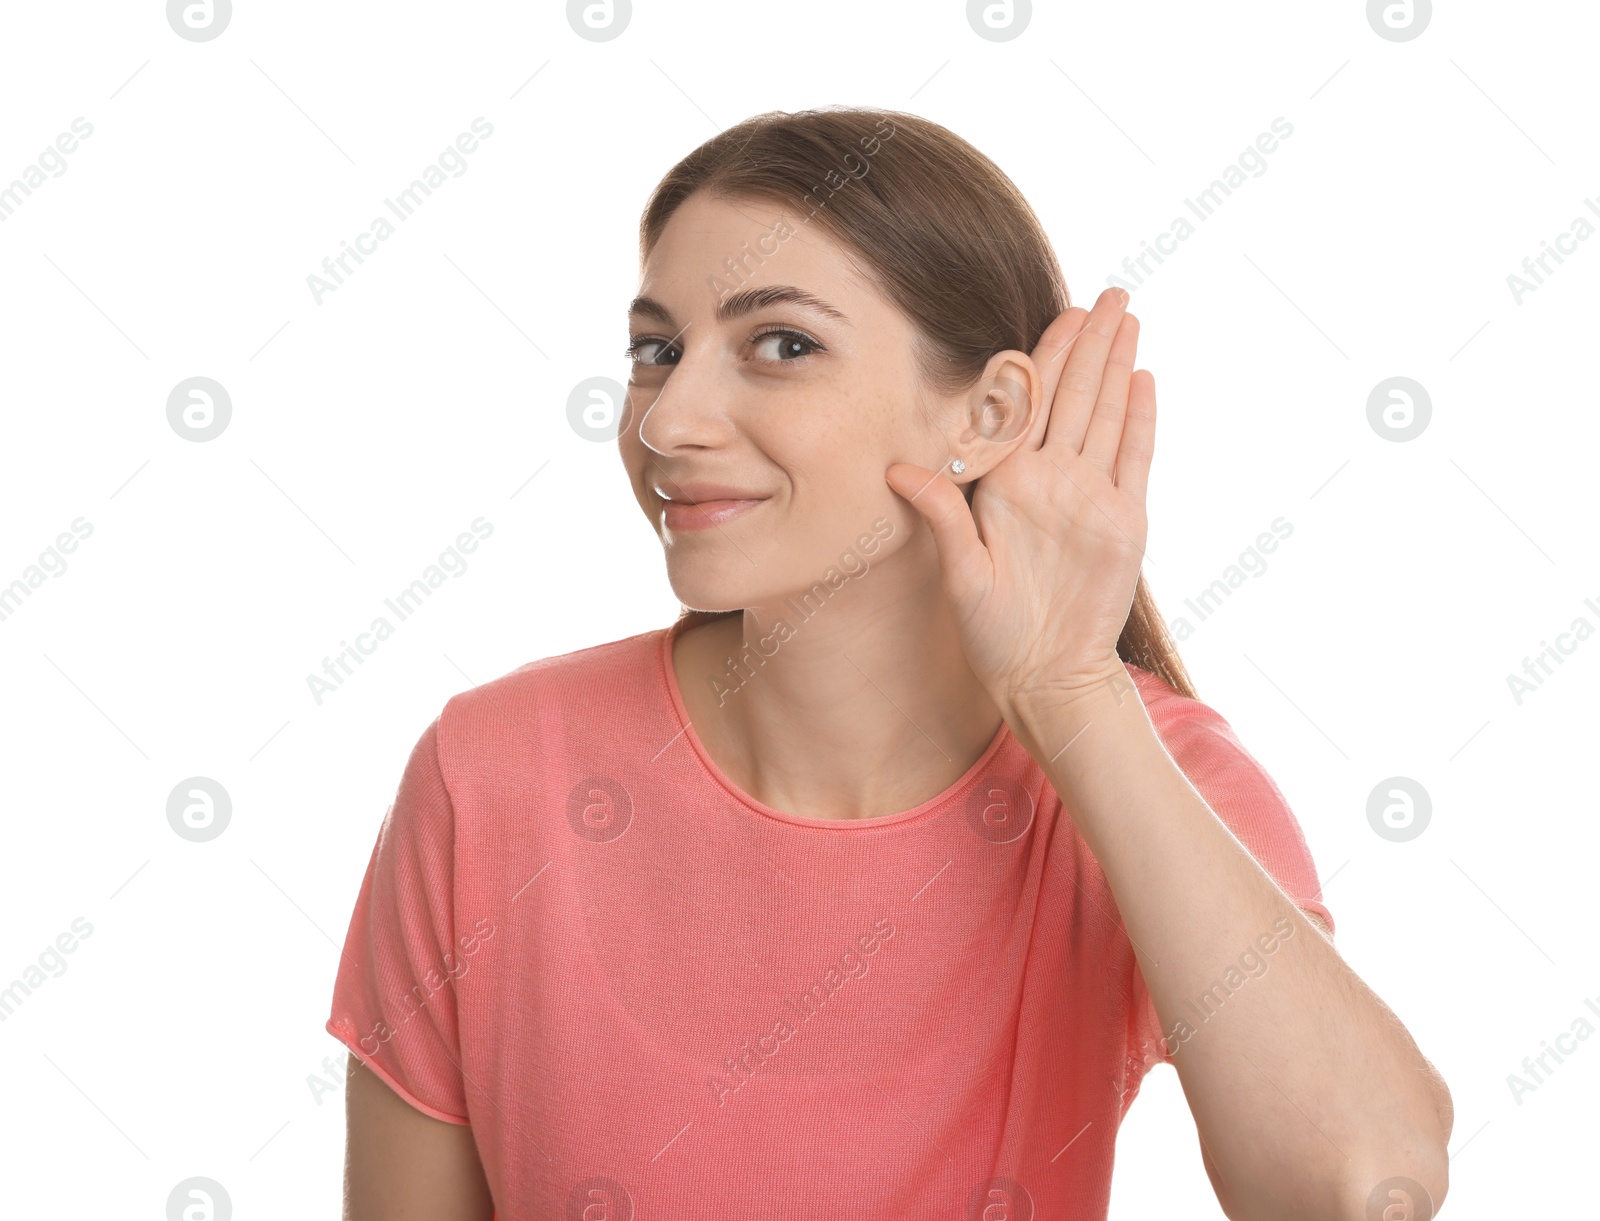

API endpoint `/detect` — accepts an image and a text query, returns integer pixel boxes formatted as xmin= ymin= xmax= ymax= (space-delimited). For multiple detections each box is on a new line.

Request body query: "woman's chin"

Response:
xmin=666 ymin=575 xmax=747 ymax=616
xmin=667 ymin=555 xmax=809 ymax=616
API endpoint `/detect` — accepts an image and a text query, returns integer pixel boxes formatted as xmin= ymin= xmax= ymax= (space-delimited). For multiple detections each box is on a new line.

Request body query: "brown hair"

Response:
xmin=641 ymin=105 xmax=1198 ymax=701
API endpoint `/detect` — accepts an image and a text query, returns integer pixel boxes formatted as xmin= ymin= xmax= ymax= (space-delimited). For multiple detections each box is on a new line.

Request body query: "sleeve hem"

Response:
xmin=1296 ymin=898 xmax=1335 ymax=939
xmin=325 ymin=1018 xmax=471 ymax=1126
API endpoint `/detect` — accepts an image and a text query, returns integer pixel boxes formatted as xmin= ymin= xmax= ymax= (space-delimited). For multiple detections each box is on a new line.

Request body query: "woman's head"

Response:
xmin=619 ymin=105 xmax=1196 ymax=697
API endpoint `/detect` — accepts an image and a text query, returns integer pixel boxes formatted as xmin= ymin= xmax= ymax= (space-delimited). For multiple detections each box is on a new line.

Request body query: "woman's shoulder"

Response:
xmin=1124 ymin=661 xmax=1209 ymax=722
xmin=469 ymin=625 xmax=666 ymax=689
xmin=1122 ymin=661 xmax=1259 ymax=770
xmin=432 ymin=626 xmax=670 ymax=766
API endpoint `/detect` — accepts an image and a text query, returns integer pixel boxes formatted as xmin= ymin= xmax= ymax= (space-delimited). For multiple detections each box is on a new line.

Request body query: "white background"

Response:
xmin=1 ymin=1 xmax=1595 ymax=1215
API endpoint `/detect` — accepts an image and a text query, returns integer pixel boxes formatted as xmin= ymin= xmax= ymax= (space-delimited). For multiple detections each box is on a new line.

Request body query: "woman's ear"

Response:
xmin=948 ymin=352 xmax=1040 ymax=482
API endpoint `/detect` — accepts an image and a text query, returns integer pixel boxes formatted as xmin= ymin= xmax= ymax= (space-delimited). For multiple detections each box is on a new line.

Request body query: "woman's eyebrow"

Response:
xmin=627 ymin=285 xmax=849 ymax=326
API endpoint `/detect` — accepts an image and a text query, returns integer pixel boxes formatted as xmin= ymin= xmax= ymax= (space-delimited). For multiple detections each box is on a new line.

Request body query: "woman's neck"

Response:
xmin=671 ymin=586 xmax=1005 ymax=821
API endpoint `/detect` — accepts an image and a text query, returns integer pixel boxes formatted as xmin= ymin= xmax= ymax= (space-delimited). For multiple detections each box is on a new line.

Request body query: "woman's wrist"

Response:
xmin=1005 ymin=659 xmax=1194 ymax=829
xmin=1000 ymin=654 xmax=1136 ymax=744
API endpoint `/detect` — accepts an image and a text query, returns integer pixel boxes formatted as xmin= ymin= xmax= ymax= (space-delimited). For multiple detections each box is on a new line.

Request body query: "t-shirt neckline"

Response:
xmin=654 ymin=618 xmax=1015 ymax=831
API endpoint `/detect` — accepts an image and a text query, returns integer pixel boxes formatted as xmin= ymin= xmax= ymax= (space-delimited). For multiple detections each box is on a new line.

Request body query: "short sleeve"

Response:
xmin=1125 ymin=688 xmax=1336 ymax=1081
xmin=326 ymin=716 xmax=471 ymax=1124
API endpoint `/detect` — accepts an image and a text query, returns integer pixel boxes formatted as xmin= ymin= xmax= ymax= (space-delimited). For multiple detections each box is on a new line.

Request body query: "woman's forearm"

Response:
xmin=1006 ymin=667 xmax=1452 ymax=1221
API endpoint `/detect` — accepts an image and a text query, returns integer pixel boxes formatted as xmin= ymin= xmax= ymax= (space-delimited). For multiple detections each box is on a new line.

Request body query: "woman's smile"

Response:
xmin=655 ymin=480 xmax=772 ymax=532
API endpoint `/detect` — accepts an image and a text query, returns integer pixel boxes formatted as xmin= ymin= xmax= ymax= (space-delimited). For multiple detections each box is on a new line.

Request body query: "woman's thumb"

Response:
xmin=884 ymin=462 xmax=990 ymax=598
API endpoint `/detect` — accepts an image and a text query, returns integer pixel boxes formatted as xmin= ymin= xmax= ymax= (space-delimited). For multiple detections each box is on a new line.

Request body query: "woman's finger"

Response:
xmin=1023 ymin=307 xmax=1090 ymax=452
xmin=1043 ymin=286 xmax=1128 ymax=456
xmin=1080 ymin=311 xmax=1139 ymax=477
xmin=1114 ymin=369 xmax=1158 ymax=504
xmin=883 ymin=462 xmax=992 ymax=609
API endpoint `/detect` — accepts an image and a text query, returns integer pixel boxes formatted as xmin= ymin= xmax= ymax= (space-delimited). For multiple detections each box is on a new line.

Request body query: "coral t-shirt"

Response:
xmin=326 ymin=621 xmax=1334 ymax=1220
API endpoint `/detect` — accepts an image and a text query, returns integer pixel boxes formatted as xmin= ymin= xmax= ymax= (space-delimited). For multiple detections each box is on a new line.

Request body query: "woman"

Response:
xmin=329 ymin=107 xmax=1452 ymax=1220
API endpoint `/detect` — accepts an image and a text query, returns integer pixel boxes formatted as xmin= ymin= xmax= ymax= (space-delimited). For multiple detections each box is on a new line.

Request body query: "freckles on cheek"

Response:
xmin=823 ymin=389 xmax=905 ymax=462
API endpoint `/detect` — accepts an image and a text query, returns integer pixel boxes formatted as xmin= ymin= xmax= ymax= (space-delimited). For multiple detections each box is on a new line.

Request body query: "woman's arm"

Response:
xmin=885 ymin=285 xmax=1451 ymax=1220
xmin=1008 ymin=677 xmax=1451 ymax=1220
xmin=343 ymin=1056 xmax=495 ymax=1221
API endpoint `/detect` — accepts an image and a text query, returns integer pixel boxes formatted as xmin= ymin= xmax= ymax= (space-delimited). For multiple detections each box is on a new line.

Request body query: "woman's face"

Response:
xmin=619 ymin=190 xmax=971 ymax=613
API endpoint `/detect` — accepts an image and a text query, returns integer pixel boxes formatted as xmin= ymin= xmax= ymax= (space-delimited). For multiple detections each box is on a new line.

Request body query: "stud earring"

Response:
xmin=950 ymin=459 xmax=967 ymax=475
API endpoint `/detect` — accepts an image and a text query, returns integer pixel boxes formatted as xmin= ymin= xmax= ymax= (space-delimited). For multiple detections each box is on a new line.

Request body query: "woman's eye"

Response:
xmin=624 ymin=337 xmax=679 ymax=366
xmin=752 ymin=329 xmax=820 ymax=363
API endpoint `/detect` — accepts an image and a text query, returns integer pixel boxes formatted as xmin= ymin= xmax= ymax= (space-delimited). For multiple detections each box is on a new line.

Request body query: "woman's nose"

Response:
xmin=635 ymin=353 xmax=736 ymax=456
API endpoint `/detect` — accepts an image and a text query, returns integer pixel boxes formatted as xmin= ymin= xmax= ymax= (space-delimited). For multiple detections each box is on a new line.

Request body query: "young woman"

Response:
xmin=329 ymin=107 xmax=1452 ymax=1220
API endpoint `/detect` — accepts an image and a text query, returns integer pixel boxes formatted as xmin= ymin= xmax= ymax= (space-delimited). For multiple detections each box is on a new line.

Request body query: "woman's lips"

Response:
xmin=661 ymin=497 xmax=767 ymax=531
